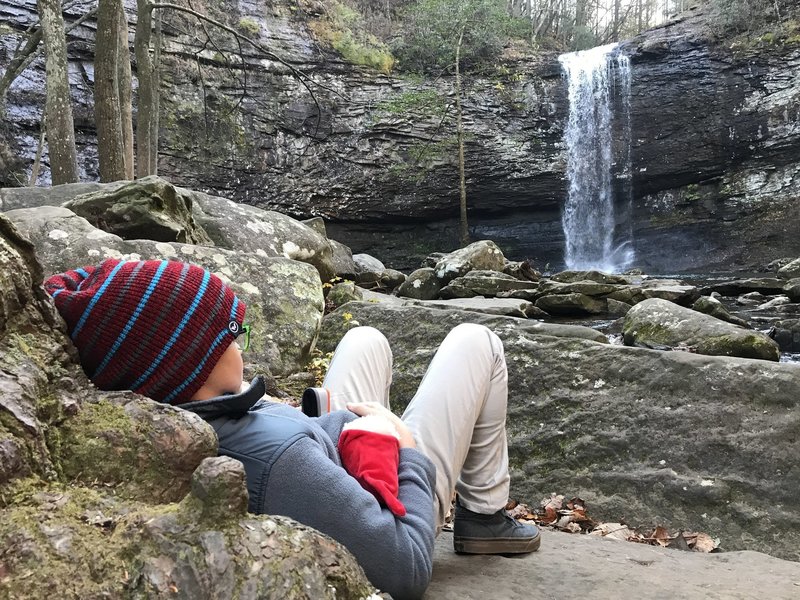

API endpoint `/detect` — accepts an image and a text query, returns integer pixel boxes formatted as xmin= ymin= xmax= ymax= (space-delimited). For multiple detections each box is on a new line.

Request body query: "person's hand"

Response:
xmin=346 ymin=402 xmax=416 ymax=449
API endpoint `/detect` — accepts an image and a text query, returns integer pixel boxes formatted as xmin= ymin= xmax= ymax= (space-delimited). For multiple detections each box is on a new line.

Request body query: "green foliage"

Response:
xmin=237 ymin=17 xmax=261 ymax=37
xmin=310 ymin=2 xmax=395 ymax=73
xmin=376 ymin=89 xmax=447 ymax=116
xmin=393 ymin=0 xmax=512 ymax=74
xmin=706 ymin=0 xmax=783 ymax=34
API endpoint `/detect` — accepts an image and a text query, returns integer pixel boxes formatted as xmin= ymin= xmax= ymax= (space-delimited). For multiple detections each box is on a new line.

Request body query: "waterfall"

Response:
xmin=558 ymin=43 xmax=634 ymax=273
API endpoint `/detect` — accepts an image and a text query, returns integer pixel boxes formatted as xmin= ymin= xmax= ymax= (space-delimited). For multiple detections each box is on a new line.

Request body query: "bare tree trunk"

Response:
xmin=95 ymin=0 xmax=126 ymax=181
xmin=30 ymin=122 xmax=46 ymax=186
xmin=118 ymin=3 xmax=134 ymax=179
xmin=454 ymin=25 xmax=469 ymax=248
xmin=135 ymin=0 xmax=159 ymax=176
xmin=37 ymin=0 xmax=78 ymax=184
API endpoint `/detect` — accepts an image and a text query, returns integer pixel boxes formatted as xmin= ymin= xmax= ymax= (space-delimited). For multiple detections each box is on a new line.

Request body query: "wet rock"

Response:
xmin=551 ymin=271 xmax=629 ymax=284
xmin=639 ymin=280 xmax=700 ymax=306
xmin=756 ymin=296 xmax=791 ymax=310
xmin=64 ymin=176 xmax=213 ymax=245
xmin=535 ymin=293 xmax=607 ymax=316
xmin=606 ymin=298 xmax=633 ymax=317
xmin=777 ymin=257 xmax=800 ymax=279
xmin=439 ymin=270 xmax=536 ymax=299
xmin=736 ymin=291 xmax=767 ymax=306
xmin=702 ymin=278 xmax=788 ymax=297
xmin=433 ymin=241 xmax=506 ymax=285
xmin=623 ymin=298 xmax=780 ymax=361
xmin=692 ymin=296 xmax=750 ymax=328
xmin=768 ymin=319 xmax=800 ymax=352
xmin=538 ymin=280 xmax=621 ymax=297
xmin=784 ymin=278 xmax=800 ymax=303
xmin=396 ymin=268 xmax=442 ymax=300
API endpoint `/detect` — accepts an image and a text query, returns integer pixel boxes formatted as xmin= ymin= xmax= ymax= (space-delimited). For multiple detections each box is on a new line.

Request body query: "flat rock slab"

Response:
xmin=426 ymin=530 xmax=800 ymax=599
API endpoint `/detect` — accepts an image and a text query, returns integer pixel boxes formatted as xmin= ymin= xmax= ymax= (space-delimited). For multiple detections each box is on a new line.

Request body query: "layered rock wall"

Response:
xmin=1 ymin=1 xmax=798 ymax=271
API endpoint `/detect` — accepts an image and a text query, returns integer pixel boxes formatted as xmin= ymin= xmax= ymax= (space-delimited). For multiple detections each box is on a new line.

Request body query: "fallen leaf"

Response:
xmin=565 ymin=522 xmax=582 ymax=533
xmin=556 ymin=514 xmax=573 ymax=529
xmin=651 ymin=525 xmax=671 ymax=547
xmin=590 ymin=522 xmax=632 ymax=541
xmin=691 ymin=532 xmax=718 ymax=553
xmin=567 ymin=497 xmax=586 ymax=511
xmin=540 ymin=493 xmax=564 ymax=512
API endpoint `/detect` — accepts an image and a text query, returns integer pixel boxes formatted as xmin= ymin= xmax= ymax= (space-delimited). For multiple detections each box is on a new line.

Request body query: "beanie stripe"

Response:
xmin=130 ymin=269 xmax=211 ymax=390
xmin=162 ymin=328 xmax=229 ymax=404
xmin=91 ymin=260 xmax=169 ymax=379
xmin=143 ymin=278 xmax=227 ymax=401
xmin=81 ymin=261 xmax=147 ymax=362
xmin=72 ymin=260 xmax=126 ymax=339
xmin=75 ymin=267 xmax=89 ymax=279
xmin=104 ymin=261 xmax=192 ymax=389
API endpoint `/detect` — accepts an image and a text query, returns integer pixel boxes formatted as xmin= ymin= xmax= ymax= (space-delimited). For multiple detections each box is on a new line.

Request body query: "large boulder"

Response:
xmin=623 ymin=298 xmax=780 ymax=361
xmin=535 ymin=292 xmax=607 ymax=316
xmin=777 ymin=257 xmax=800 ymax=279
xmin=317 ymin=301 xmax=800 ymax=562
xmin=4 ymin=206 xmax=324 ymax=376
xmin=396 ymin=268 xmax=443 ymax=300
xmin=691 ymin=295 xmax=751 ymax=328
xmin=64 ymin=176 xmax=213 ymax=245
xmin=769 ymin=319 xmax=800 ymax=352
xmin=784 ymin=278 xmax=800 ymax=303
xmin=433 ymin=241 xmax=506 ymax=285
xmin=188 ymin=187 xmax=335 ymax=283
xmin=0 ymin=215 xmax=374 ymax=599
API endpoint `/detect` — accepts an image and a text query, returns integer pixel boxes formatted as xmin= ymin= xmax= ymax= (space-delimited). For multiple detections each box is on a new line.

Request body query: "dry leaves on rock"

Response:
xmin=505 ymin=495 xmax=720 ymax=553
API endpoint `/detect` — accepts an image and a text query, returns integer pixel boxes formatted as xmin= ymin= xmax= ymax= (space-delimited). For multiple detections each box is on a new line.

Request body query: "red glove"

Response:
xmin=338 ymin=417 xmax=406 ymax=517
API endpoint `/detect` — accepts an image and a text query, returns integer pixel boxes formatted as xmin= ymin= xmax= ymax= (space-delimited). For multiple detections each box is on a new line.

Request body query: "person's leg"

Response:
xmin=400 ymin=323 xmax=510 ymax=531
xmin=321 ymin=326 xmax=392 ymax=411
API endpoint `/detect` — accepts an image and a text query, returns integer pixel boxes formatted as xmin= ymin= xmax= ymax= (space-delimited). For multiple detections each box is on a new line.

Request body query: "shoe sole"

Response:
xmin=454 ymin=531 xmax=541 ymax=555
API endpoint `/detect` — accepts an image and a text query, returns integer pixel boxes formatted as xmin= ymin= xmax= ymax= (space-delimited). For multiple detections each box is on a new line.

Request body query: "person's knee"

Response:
xmin=340 ymin=326 xmax=391 ymax=356
xmin=447 ymin=323 xmax=503 ymax=357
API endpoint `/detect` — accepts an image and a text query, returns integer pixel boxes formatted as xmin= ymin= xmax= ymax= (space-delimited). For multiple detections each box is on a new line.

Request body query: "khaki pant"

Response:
xmin=323 ymin=323 xmax=511 ymax=531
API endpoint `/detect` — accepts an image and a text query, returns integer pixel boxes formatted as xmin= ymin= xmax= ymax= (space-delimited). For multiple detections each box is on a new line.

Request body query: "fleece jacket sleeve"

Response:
xmin=265 ymin=439 xmax=436 ymax=600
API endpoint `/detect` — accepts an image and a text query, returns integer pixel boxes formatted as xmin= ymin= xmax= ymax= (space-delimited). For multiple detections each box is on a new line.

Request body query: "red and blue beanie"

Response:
xmin=44 ymin=258 xmax=247 ymax=405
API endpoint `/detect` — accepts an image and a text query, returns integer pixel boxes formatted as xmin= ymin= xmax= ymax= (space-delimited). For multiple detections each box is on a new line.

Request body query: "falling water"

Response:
xmin=558 ymin=43 xmax=634 ymax=272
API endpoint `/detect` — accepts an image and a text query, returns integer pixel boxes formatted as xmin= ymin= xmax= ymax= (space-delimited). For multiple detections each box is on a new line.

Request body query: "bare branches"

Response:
xmin=0 ymin=7 xmax=98 ymax=104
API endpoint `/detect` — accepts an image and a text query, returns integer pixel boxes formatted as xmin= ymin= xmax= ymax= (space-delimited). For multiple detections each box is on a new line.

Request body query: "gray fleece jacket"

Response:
xmin=185 ymin=378 xmax=437 ymax=600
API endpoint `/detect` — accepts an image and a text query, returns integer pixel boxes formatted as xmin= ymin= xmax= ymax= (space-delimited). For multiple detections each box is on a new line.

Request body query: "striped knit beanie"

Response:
xmin=44 ymin=258 xmax=247 ymax=405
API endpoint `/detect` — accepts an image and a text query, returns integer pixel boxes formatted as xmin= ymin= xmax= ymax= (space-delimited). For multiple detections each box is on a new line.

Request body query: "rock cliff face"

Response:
xmin=1 ymin=1 xmax=798 ymax=271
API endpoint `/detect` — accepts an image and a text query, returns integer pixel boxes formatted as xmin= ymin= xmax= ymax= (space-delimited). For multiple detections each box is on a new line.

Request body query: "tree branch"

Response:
xmin=0 ymin=7 xmax=98 ymax=104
